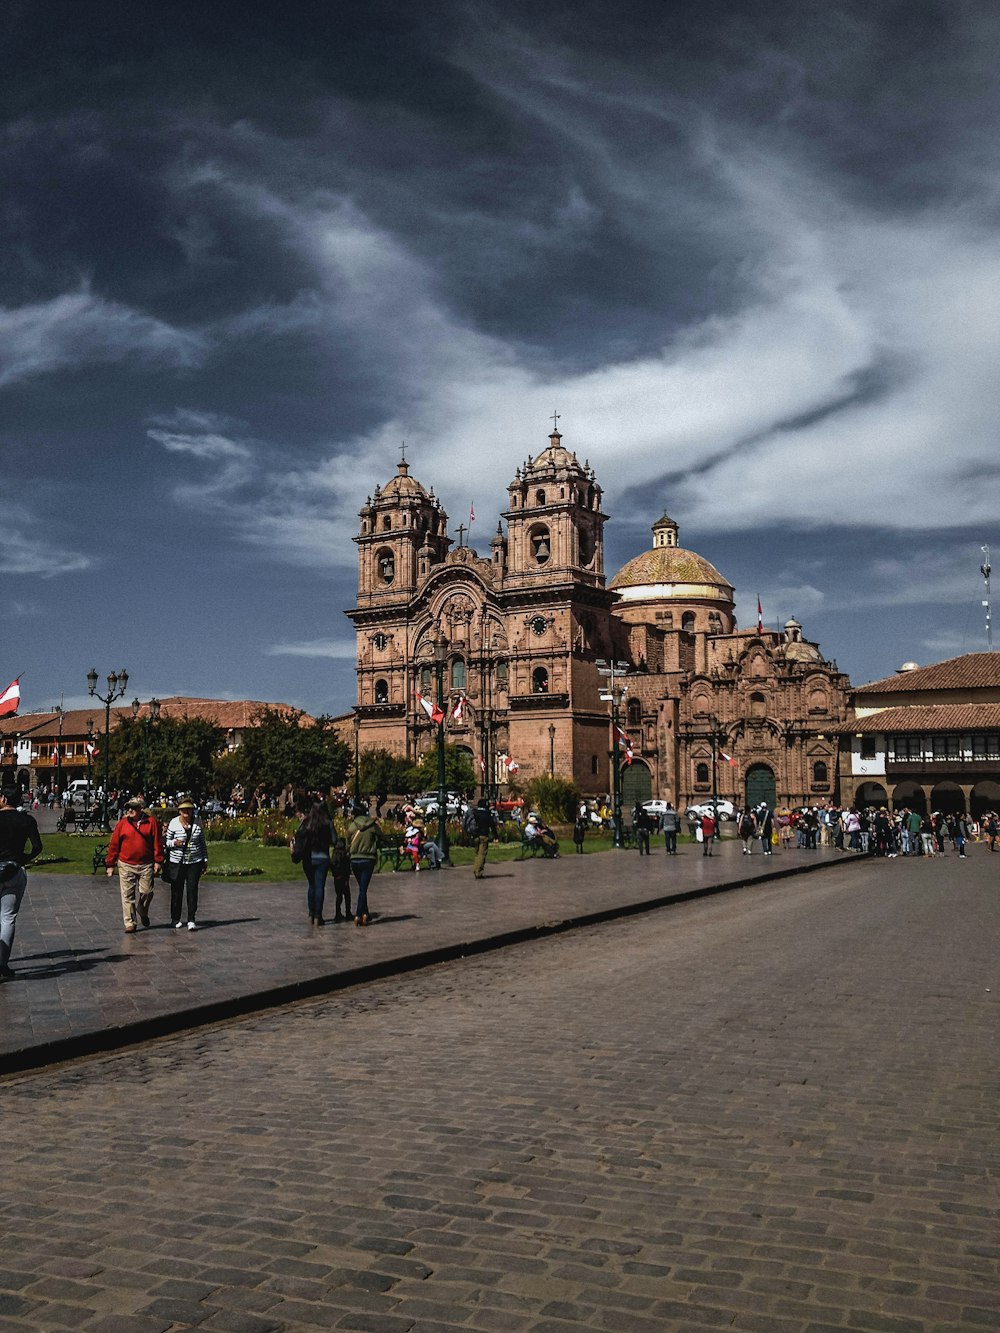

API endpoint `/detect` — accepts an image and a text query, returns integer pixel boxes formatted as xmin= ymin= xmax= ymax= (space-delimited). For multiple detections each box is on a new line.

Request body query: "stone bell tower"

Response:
xmin=502 ymin=425 xmax=607 ymax=590
xmin=354 ymin=453 xmax=449 ymax=608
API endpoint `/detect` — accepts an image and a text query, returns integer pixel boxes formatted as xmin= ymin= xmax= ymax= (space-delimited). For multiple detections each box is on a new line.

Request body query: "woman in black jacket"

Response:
xmin=291 ymin=801 xmax=334 ymax=925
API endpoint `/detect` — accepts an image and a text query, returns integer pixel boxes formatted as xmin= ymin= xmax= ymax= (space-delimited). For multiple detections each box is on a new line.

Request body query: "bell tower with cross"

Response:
xmin=501 ymin=417 xmax=608 ymax=590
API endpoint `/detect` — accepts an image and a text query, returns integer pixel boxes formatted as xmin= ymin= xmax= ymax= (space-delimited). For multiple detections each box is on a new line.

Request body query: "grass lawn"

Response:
xmin=32 ymin=828 xmax=700 ymax=880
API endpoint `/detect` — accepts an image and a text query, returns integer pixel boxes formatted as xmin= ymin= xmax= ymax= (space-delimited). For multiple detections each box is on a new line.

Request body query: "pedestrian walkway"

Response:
xmin=1 ymin=840 xmax=856 ymax=1074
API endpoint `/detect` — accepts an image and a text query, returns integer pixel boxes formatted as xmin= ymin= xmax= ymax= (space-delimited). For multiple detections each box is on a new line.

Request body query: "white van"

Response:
xmin=63 ymin=780 xmax=95 ymax=803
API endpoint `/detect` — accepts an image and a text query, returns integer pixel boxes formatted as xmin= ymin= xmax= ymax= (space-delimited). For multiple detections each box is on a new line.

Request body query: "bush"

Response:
xmin=520 ymin=775 xmax=581 ymax=825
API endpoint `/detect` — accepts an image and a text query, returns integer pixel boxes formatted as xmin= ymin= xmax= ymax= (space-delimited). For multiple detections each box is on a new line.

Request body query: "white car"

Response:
xmin=685 ymin=800 xmax=737 ymax=822
xmin=413 ymin=791 xmax=468 ymax=817
xmin=641 ymin=799 xmax=674 ymax=818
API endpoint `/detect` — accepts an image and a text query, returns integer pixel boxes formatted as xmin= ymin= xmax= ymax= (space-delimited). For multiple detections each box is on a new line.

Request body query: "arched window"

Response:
xmin=532 ymin=666 xmax=549 ymax=693
xmin=495 ymin=660 xmax=508 ymax=685
xmin=451 ymin=659 xmax=466 ymax=690
xmin=695 ymin=762 xmax=710 ymax=784
xmin=536 ymin=489 xmax=546 ymax=506
xmin=374 ymin=679 xmax=389 ymax=704
xmin=377 ymin=549 xmax=395 ymax=584
xmin=382 ymin=515 xmax=391 ymax=531
xmin=681 ymin=611 xmax=695 ymax=632
xmin=627 ymin=699 xmax=641 ymax=728
xmin=420 ymin=666 xmax=431 ymax=691
xmin=750 ymin=691 xmax=767 ymax=718
xmin=812 ymin=760 xmax=828 ymax=785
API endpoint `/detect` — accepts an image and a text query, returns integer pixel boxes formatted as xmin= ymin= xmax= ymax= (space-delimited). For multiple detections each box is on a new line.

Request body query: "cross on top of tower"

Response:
xmin=551 ymin=410 xmax=560 ymax=433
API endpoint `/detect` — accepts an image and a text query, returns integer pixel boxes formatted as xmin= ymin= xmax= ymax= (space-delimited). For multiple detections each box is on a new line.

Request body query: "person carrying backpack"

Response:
xmin=465 ymin=798 xmax=498 ymax=879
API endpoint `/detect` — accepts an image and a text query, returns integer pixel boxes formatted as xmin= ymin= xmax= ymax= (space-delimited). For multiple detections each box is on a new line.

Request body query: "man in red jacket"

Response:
xmin=105 ymin=797 xmax=163 ymax=933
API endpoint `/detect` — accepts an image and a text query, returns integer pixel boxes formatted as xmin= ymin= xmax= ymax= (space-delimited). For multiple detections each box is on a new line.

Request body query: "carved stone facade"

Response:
xmin=346 ymin=430 xmax=850 ymax=807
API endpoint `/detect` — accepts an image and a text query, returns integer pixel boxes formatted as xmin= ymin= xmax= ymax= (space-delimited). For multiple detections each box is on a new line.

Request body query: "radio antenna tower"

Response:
xmin=981 ymin=545 xmax=993 ymax=650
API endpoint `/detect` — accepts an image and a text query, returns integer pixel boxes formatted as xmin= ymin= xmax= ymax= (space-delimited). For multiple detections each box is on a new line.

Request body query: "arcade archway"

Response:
xmin=971 ymin=780 xmax=1000 ymax=818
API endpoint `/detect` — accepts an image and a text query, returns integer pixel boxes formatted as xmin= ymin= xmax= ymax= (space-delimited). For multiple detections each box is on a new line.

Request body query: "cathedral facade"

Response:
xmin=346 ymin=428 xmax=849 ymax=810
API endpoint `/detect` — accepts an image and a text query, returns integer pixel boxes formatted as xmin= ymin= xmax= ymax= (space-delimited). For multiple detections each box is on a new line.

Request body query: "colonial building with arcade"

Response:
xmin=346 ymin=426 xmax=850 ymax=812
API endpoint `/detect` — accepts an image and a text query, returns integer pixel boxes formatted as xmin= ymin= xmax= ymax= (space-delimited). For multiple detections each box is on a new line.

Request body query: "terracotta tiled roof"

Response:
xmin=840 ymin=703 xmax=1000 ymax=733
xmin=856 ymin=653 xmax=1000 ymax=693
xmin=0 ymin=698 xmax=309 ymax=740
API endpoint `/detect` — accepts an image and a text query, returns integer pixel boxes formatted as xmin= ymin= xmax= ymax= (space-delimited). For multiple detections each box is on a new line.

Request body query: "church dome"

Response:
xmin=379 ymin=458 xmax=430 ymax=501
xmin=610 ymin=533 xmax=734 ymax=607
xmin=782 ymin=639 xmax=822 ymax=663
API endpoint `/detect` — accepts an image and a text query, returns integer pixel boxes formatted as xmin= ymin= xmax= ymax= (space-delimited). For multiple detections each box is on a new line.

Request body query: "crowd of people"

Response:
xmin=2 ymin=778 xmax=995 ymax=984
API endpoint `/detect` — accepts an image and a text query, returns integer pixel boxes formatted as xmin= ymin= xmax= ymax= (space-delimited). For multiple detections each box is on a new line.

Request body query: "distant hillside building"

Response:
xmin=347 ymin=428 xmax=849 ymax=811
xmin=837 ymin=652 xmax=1000 ymax=815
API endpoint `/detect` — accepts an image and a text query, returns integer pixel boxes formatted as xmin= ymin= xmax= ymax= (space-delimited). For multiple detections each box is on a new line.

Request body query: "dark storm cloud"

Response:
xmin=2 ymin=0 xmax=999 ymax=713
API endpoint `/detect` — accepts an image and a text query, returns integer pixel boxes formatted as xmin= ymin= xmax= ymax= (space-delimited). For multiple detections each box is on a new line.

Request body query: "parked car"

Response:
xmin=413 ymin=791 xmax=469 ymax=817
xmin=62 ymin=780 xmax=95 ymax=804
xmin=640 ymin=799 xmax=673 ymax=818
xmin=684 ymin=800 xmax=737 ymax=822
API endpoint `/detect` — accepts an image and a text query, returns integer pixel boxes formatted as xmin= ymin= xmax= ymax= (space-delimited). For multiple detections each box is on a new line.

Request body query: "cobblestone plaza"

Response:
xmin=1 ymin=847 xmax=997 ymax=1331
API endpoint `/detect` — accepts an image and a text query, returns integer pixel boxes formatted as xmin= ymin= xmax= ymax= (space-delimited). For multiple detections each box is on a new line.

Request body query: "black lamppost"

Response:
xmin=548 ymin=723 xmax=556 ymax=775
xmin=597 ymin=659 xmax=629 ymax=849
xmin=709 ymin=713 xmax=721 ymax=838
xmin=53 ymin=704 xmax=64 ymax=799
xmin=131 ymin=697 xmax=160 ymax=798
xmin=87 ymin=667 xmax=128 ymax=830
xmin=433 ymin=630 xmax=450 ymax=863
xmin=353 ymin=708 xmax=361 ymax=806
xmin=85 ymin=719 xmax=94 ymax=809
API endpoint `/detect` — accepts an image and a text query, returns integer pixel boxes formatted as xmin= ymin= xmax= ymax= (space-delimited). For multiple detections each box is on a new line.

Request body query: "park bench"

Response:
xmin=92 ymin=843 xmax=108 ymax=875
xmin=57 ymin=807 xmax=105 ymax=834
xmin=375 ymin=833 xmax=409 ymax=873
xmin=519 ymin=831 xmax=548 ymax=859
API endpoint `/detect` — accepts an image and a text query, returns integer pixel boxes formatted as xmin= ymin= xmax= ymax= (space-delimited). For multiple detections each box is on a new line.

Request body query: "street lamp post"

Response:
xmin=87 ymin=667 xmax=128 ymax=830
xmin=433 ymin=630 xmax=450 ymax=864
xmin=85 ymin=719 xmax=94 ymax=809
xmin=710 ymin=713 xmax=720 ymax=839
xmin=597 ymin=659 xmax=629 ymax=849
xmin=131 ymin=697 xmax=160 ymax=799
xmin=548 ymin=723 xmax=556 ymax=775
xmin=353 ymin=709 xmax=361 ymax=806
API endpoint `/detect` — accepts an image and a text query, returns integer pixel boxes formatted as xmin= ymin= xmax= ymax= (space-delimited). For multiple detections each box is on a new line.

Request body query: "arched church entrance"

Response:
xmin=745 ymin=764 xmax=776 ymax=810
xmin=622 ymin=761 xmax=652 ymax=810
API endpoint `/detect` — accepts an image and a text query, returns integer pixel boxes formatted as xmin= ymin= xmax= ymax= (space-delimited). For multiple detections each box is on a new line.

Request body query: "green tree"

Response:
xmin=358 ymin=747 xmax=411 ymax=799
xmin=521 ymin=774 xmax=581 ymax=824
xmin=404 ymin=744 xmax=477 ymax=795
xmin=108 ymin=716 xmax=225 ymax=798
xmin=234 ymin=709 xmax=352 ymax=795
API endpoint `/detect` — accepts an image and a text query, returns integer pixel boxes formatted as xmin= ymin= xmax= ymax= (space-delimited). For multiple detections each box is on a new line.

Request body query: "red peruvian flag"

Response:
xmin=86 ymin=741 xmax=99 ymax=757
xmin=52 ymin=746 xmax=61 ymax=763
xmin=614 ymin=724 xmax=633 ymax=766
xmin=0 ymin=678 xmax=20 ymax=718
xmin=505 ymin=755 xmax=519 ymax=773
xmin=451 ymin=693 xmax=466 ymax=722
xmin=756 ymin=595 xmax=763 ymax=634
xmin=720 ymin=750 xmax=738 ymax=767
xmin=415 ymin=690 xmax=445 ymax=725
xmin=478 ymin=756 xmax=486 ymax=774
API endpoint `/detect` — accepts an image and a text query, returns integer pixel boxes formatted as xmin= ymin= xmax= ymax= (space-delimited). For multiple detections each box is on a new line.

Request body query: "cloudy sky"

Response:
xmin=3 ymin=0 xmax=998 ymax=718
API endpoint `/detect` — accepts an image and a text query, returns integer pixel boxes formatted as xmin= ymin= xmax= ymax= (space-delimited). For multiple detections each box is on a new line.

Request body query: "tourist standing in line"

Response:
xmin=291 ymin=800 xmax=334 ymax=925
xmin=105 ymin=796 xmax=163 ymax=933
xmin=348 ymin=802 xmax=380 ymax=926
xmin=165 ymin=797 xmax=208 ymax=930
xmin=0 ymin=785 xmax=42 ymax=981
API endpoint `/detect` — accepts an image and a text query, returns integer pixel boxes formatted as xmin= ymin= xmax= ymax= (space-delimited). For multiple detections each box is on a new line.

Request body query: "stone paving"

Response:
xmin=0 ymin=853 xmax=996 ymax=1331
xmin=2 ymin=838 xmax=849 ymax=1073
